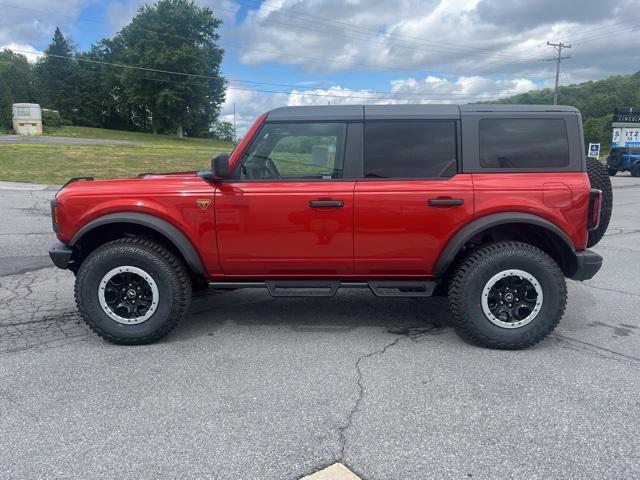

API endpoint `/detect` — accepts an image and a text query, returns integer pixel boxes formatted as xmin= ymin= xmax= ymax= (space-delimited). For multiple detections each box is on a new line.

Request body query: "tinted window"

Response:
xmin=364 ymin=121 xmax=457 ymax=178
xmin=479 ymin=118 xmax=569 ymax=168
xmin=240 ymin=123 xmax=346 ymax=180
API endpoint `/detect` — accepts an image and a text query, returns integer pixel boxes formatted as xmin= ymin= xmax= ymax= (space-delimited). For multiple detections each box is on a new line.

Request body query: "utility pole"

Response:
xmin=545 ymin=41 xmax=571 ymax=105
xmin=233 ymin=102 xmax=237 ymax=145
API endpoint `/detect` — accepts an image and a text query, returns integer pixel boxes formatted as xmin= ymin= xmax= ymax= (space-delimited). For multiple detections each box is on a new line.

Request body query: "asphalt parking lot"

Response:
xmin=1 ymin=176 xmax=639 ymax=479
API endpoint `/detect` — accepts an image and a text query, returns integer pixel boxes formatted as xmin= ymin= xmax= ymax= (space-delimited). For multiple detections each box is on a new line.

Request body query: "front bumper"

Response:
xmin=569 ymin=249 xmax=603 ymax=281
xmin=49 ymin=241 xmax=73 ymax=270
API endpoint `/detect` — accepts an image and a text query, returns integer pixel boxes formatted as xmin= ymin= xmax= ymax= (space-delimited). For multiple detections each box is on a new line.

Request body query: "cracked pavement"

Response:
xmin=1 ymin=177 xmax=639 ymax=479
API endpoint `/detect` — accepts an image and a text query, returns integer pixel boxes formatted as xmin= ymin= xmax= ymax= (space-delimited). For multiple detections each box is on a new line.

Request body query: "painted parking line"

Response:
xmin=300 ymin=463 xmax=361 ymax=480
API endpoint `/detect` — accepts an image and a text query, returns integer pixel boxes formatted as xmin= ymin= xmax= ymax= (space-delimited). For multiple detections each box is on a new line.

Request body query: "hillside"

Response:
xmin=491 ymin=71 xmax=640 ymax=150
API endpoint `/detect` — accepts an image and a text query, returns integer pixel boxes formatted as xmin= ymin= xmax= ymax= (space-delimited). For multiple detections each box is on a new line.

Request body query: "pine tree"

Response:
xmin=0 ymin=50 xmax=35 ymax=129
xmin=35 ymin=27 xmax=80 ymax=120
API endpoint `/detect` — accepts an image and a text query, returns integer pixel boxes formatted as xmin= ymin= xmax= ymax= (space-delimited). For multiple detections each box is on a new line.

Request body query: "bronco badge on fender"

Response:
xmin=196 ymin=199 xmax=211 ymax=210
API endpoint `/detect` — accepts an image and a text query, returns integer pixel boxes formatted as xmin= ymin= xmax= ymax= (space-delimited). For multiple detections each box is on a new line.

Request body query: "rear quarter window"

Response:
xmin=479 ymin=118 xmax=570 ymax=169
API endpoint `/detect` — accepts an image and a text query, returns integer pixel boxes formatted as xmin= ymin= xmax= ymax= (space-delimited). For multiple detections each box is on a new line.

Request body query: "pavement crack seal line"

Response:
xmin=552 ymin=333 xmax=640 ymax=370
xmin=337 ymin=334 xmax=406 ymax=463
xmin=569 ymin=280 xmax=640 ymax=298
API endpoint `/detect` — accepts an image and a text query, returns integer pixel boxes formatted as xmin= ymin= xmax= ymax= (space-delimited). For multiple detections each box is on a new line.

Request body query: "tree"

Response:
xmin=114 ymin=0 xmax=225 ymax=137
xmin=0 ymin=50 xmax=35 ymax=129
xmin=210 ymin=119 xmax=235 ymax=142
xmin=35 ymin=27 xmax=81 ymax=119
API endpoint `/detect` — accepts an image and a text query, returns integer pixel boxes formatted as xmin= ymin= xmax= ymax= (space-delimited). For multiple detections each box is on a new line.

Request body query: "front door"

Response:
xmin=215 ymin=122 xmax=355 ymax=276
xmin=354 ymin=120 xmax=474 ymax=276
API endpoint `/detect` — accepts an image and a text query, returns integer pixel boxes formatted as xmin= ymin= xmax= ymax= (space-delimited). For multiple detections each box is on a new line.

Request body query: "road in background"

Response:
xmin=1 ymin=176 xmax=639 ymax=479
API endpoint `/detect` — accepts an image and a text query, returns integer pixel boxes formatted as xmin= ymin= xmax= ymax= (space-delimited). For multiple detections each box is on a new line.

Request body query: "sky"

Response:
xmin=1 ymin=0 xmax=639 ymax=134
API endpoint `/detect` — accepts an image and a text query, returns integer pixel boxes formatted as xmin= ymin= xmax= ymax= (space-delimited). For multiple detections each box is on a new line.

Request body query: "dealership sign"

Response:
xmin=613 ymin=107 xmax=640 ymax=124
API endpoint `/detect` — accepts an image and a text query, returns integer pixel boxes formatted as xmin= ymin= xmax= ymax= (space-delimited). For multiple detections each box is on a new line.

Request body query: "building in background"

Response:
xmin=12 ymin=103 xmax=43 ymax=136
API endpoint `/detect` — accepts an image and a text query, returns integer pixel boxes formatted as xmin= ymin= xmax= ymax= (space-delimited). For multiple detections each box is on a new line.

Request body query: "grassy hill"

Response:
xmin=491 ymin=71 xmax=640 ymax=151
xmin=0 ymin=126 xmax=233 ymax=184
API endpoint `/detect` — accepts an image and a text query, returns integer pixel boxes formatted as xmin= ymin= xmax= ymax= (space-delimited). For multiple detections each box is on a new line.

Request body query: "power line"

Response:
xmin=0 ymin=3 xmax=552 ymax=79
xmin=544 ymin=42 xmax=571 ymax=105
xmin=560 ymin=16 xmax=640 ymax=43
xmin=224 ymin=0 xmax=531 ymax=60
xmin=0 ymin=1 xmax=544 ymax=64
xmin=11 ymin=48 xmax=526 ymax=100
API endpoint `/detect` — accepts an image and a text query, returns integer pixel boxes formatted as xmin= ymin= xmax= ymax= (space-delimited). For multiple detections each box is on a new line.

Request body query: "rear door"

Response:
xmin=215 ymin=122 xmax=358 ymax=276
xmin=354 ymin=119 xmax=474 ymax=276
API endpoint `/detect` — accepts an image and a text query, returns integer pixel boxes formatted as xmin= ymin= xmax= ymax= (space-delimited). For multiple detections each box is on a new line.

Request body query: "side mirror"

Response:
xmin=212 ymin=152 xmax=231 ymax=179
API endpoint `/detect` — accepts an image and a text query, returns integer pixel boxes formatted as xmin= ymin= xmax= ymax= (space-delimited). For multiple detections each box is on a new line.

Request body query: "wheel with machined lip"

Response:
xmin=448 ymin=241 xmax=566 ymax=350
xmin=98 ymin=266 xmax=159 ymax=325
xmin=75 ymin=237 xmax=191 ymax=345
xmin=481 ymin=269 xmax=543 ymax=329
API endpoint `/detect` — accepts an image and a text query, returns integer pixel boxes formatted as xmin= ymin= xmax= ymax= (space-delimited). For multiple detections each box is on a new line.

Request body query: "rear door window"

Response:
xmin=364 ymin=121 xmax=457 ymax=179
xmin=479 ymin=118 xmax=569 ymax=169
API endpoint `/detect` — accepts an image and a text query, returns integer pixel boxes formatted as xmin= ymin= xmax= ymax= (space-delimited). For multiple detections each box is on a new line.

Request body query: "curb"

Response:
xmin=0 ymin=181 xmax=60 ymax=191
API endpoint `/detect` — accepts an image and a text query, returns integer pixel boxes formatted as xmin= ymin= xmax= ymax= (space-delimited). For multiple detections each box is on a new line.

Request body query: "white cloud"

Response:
xmin=232 ymin=0 xmax=640 ymax=81
xmin=222 ymin=73 xmax=543 ymax=136
xmin=0 ymin=0 xmax=90 ymax=46
xmin=0 ymin=43 xmax=43 ymax=62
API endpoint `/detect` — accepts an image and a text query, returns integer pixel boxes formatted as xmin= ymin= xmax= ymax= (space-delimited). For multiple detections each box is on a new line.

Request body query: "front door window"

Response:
xmin=239 ymin=123 xmax=346 ymax=181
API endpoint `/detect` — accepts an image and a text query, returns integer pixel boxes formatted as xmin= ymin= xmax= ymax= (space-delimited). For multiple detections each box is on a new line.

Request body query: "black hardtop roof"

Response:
xmin=265 ymin=104 xmax=579 ymax=122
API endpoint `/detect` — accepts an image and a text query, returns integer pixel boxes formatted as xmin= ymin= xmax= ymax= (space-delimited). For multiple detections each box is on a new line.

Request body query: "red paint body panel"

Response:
xmin=53 ymin=112 xmax=593 ymax=281
xmin=55 ymin=175 xmax=222 ymax=274
xmin=214 ymin=181 xmax=355 ymax=275
xmin=472 ymin=172 xmax=591 ymax=250
xmin=354 ymin=175 xmax=474 ymax=276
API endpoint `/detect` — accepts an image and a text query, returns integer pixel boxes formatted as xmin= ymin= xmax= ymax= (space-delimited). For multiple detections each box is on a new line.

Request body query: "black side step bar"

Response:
xmin=266 ymin=280 xmax=341 ymax=297
xmin=208 ymin=280 xmax=436 ymax=298
xmin=367 ymin=280 xmax=435 ymax=297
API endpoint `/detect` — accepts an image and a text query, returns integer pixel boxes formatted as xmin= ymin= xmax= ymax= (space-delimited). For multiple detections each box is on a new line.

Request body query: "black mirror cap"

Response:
xmin=212 ymin=152 xmax=231 ymax=179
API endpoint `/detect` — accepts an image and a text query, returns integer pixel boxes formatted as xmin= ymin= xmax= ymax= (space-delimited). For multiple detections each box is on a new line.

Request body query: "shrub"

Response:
xmin=42 ymin=109 xmax=70 ymax=127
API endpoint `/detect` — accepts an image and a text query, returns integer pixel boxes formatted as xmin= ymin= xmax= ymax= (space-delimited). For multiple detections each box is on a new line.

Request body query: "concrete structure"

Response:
xmin=12 ymin=103 xmax=42 ymax=136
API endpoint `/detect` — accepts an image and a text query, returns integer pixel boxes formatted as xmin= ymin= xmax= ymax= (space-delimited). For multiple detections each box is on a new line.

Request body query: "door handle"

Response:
xmin=309 ymin=200 xmax=344 ymax=208
xmin=428 ymin=198 xmax=464 ymax=207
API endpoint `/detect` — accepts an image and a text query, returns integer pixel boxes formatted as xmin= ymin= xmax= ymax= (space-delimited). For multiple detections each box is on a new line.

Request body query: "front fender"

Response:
xmin=70 ymin=212 xmax=206 ymax=275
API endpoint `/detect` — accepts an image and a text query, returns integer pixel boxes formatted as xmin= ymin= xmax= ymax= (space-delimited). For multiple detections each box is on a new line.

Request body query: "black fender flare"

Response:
xmin=434 ymin=212 xmax=576 ymax=275
xmin=70 ymin=212 xmax=206 ymax=275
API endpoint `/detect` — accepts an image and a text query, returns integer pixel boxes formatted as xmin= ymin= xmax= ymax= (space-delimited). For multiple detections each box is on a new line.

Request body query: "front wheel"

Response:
xmin=75 ymin=237 xmax=192 ymax=344
xmin=631 ymin=163 xmax=640 ymax=178
xmin=448 ymin=241 xmax=567 ymax=350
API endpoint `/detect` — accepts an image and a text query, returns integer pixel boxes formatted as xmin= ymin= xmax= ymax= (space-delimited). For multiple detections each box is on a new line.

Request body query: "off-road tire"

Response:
xmin=75 ymin=237 xmax=192 ymax=344
xmin=448 ymin=241 xmax=567 ymax=350
xmin=632 ymin=163 xmax=640 ymax=178
xmin=586 ymin=157 xmax=613 ymax=248
xmin=607 ymin=166 xmax=617 ymax=177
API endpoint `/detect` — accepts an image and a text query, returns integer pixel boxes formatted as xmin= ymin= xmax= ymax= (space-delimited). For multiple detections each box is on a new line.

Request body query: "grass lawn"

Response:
xmin=0 ymin=126 xmax=233 ymax=184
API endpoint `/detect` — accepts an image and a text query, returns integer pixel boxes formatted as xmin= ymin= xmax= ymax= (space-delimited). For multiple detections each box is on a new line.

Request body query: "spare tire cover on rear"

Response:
xmin=586 ymin=157 xmax=613 ymax=248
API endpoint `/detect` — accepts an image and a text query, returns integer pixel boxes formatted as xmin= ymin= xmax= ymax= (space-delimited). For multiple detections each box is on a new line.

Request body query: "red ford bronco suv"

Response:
xmin=49 ymin=105 xmax=611 ymax=349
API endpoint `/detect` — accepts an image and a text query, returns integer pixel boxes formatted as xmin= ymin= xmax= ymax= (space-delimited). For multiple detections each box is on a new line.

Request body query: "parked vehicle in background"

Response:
xmin=49 ymin=105 xmax=609 ymax=350
xmin=607 ymin=107 xmax=640 ymax=177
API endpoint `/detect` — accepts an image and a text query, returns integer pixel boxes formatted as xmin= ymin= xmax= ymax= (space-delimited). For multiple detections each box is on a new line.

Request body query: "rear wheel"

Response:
xmin=75 ymin=237 xmax=192 ymax=344
xmin=448 ymin=241 xmax=566 ymax=350
xmin=607 ymin=166 xmax=617 ymax=176
xmin=586 ymin=157 xmax=613 ymax=247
